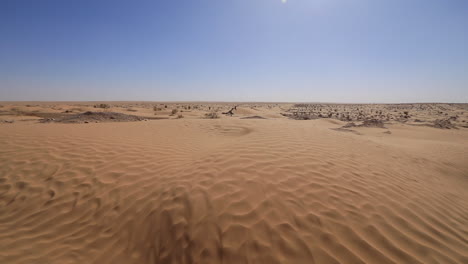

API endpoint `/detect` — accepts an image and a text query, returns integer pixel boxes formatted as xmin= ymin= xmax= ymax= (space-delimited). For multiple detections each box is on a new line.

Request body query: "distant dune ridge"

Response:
xmin=0 ymin=102 xmax=467 ymax=264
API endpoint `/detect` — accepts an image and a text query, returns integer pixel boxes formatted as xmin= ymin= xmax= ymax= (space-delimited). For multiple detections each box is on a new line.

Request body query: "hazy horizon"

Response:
xmin=1 ymin=100 xmax=467 ymax=105
xmin=1 ymin=0 xmax=467 ymax=103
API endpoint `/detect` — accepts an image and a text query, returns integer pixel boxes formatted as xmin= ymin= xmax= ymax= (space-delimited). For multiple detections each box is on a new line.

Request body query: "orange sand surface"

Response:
xmin=0 ymin=102 xmax=467 ymax=263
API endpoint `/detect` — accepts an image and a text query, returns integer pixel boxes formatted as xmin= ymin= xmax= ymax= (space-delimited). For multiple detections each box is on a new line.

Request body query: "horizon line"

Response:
xmin=1 ymin=100 xmax=467 ymax=105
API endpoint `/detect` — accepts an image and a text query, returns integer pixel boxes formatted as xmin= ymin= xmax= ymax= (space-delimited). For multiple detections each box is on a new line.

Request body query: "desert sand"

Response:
xmin=0 ymin=102 xmax=467 ymax=264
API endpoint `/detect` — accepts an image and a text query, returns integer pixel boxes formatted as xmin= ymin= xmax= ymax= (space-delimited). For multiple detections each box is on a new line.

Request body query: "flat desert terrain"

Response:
xmin=0 ymin=102 xmax=467 ymax=264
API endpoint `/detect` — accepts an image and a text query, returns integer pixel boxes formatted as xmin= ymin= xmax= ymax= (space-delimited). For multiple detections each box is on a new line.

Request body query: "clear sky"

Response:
xmin=1 ymin=0 xmax=467 ymax=102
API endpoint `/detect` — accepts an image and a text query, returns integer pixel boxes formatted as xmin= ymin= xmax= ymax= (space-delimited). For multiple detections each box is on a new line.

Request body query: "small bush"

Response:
xmin=177 ymin=114 xmax=184 ymax=119
xmin=171 ymin=109 xmax=178 ymax=115
xmin=153 ymin=106 xmax=162 ymax=111
xmin=205 ymin=112 xmax=219 ymax=119
xmin=94 ymin=104 xmax=111 ymax=109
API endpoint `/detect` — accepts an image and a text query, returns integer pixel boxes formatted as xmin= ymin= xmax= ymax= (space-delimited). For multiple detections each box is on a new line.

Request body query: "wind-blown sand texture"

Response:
xmin=1 ymin=102 xmax=467 ymax=264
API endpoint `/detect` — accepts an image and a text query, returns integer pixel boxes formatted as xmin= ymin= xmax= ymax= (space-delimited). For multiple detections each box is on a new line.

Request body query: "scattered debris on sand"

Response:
xmin=1 ymin=103 xmax=468 ymax=128
xmin=342 ymin=119 xmax=386 ymax=129
xmin=205 ymin=112 xmax=220 ymax=119
xmin=281 ymin=112 xmax=320 ymax=120
xmin=282 ymin=103 xmax=468 ymax=128
xmin=40 ymin=111 xmax=165 ymax=123
xmin=94 ymin=103 xmax=111 ymax=109
xmin=360 ymin=119 xmax=387 ymax=128
xmin=431 ymin=119 xmax=457 ymax=129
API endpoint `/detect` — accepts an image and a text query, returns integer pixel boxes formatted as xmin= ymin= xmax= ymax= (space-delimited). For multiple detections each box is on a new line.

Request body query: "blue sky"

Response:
xmin=1 ymin=0 xmax=467 ymax=102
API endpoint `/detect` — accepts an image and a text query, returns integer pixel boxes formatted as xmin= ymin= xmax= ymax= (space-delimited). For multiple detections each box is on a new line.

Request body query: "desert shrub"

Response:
xmin=177 ymin=114 xmax=184 ymax=119
xmin=94 ymin=103 xmax=111 ymax=109
xmin=433 ymin=119 xmax=456 ymax=129
xmin=171 ymin=109 xmax=178 ymax=115
xmin=9 ymin=108 xmax=24 ymax=116
xmin=127 ymin=108 xmax=138 ymax=112
xmin=205 ymin=112 xmax=219 ymax=119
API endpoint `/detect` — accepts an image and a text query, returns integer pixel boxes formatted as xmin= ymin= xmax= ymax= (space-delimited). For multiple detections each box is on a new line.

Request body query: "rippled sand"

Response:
xmin=0 ymin=103 xmax=467 ymax=264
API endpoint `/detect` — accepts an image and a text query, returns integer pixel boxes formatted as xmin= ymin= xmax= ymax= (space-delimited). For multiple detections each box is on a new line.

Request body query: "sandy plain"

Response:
xmin=0 ymin=102 xmax=467 ymax=264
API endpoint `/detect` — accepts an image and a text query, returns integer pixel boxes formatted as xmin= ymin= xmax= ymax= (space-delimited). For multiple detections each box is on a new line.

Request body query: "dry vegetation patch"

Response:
xmin=205 ymin=112 xmax=219 ymax=119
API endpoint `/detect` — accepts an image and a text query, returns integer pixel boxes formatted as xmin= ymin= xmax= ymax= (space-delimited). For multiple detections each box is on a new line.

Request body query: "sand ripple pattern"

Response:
xmin=0 ymin=121 xmax=467 ymax=264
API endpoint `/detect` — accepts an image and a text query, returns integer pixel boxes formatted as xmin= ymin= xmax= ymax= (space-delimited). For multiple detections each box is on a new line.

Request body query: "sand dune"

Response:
xmin=0 ymin=103 xmax=467 ymax=264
